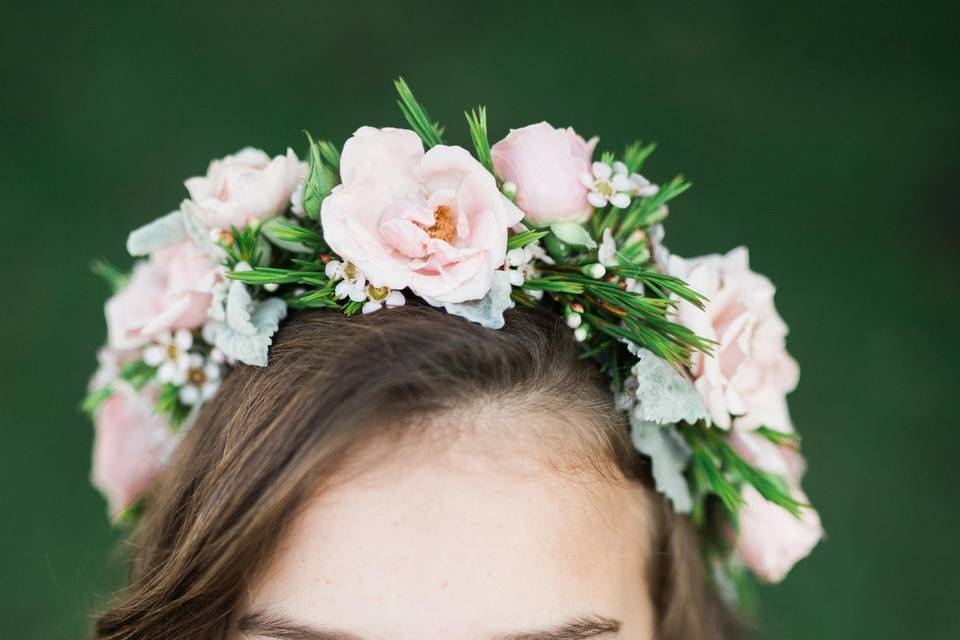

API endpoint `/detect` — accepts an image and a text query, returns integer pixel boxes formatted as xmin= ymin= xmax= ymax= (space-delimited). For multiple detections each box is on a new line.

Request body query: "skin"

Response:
xmin=241 ymin=414 xmax=656 ymax=640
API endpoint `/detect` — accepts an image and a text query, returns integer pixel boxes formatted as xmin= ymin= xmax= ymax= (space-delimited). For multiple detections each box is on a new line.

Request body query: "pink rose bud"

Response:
xmin=491 ymin=122 xmax=598 ymax=226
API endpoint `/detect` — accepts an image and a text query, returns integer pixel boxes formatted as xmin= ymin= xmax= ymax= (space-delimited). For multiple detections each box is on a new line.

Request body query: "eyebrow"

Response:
xmin=239 ymin=611 xmax=621 ymax=640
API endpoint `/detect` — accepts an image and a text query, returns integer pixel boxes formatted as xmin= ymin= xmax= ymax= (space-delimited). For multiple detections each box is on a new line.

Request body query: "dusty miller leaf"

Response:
xmin=179 ymin=200 xmax=224 ymax=259
xmin=204 ymin=279 xmax=287 ymax=366
xmin=424 ymin=270 xmax=515 ymax=329
xmin=126 ymin=210 xmax=186 ymax=256
xmin=629 ymin=414 xmax=693 ymax=513
xmin=630 ymin=346 xmax=709 ymax=425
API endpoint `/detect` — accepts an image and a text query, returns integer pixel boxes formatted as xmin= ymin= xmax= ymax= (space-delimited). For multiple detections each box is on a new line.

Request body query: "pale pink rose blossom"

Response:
xmin=105 ymin=240 xmax=220 ymax=350
xmin=185 ymin=147 xmax=307 ymax=229
xmin=735 ymin=484 xmax=822 ymax=583
xmin=667 ymin=247 xmax=800 ymax=431
xmin=321 ymin=127 xmax=524 ymax=304
xmin=491 ymin=122 xmax=598 ymax=225
xmin=727 ymin=428 xmax=822 ymax=582
xmin=91 ymin=386 xmax=173 ymax=516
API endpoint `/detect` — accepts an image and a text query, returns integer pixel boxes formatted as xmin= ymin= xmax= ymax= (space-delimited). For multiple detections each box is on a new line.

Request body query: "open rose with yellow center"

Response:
xmin=320 ymin=127 xmax=524 ymax=304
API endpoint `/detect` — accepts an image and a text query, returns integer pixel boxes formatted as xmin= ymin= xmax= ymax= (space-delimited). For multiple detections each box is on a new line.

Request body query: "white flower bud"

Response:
xmin=502 ymin=181 xmax=517 ymax=197
xmin=506 ymin=247 xmax=527 ymax=267
xmin=566 ymin=312 xmax=583 ymax=329
xmin=574 ymin=326 xmax=590 ymax=342
xmin=581 ymin=263 xmax=606 ymax=279
xmin=263 ymin=283 xmax=279 ymax=292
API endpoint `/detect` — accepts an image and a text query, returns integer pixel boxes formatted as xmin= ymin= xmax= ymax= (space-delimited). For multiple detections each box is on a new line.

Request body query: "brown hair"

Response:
xmin=94 ymin=304 xmax=744 ymax=640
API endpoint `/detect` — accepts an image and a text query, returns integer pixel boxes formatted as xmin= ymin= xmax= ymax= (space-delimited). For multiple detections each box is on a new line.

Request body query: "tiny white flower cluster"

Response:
xmin=143 ymin=330 xmax=223 ymax=406
xmin=581 ymin=161 xmax=659 ymax=210
xmin=325 ymin=259 xmax=406 ymax=314
xmin=504 ymin=241 xmax=553 ymax=299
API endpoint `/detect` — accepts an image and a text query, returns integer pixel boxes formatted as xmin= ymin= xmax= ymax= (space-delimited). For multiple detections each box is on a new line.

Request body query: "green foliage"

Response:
xmin=155 ymin=383 xmax=191 ymax=428
xmin=394 ymin=77 xmax=444 ymax=148
xmin=756 ymin=425 xmax=802 ymax=448
xmin=302 ymin=131 xmax=339 ymax=219
xmin=623 ymin=140 xmax=657 ymax=173
xmin=316 ymin=139 xmax=341 ymax=172
xmin=465 ymin=106 xmax=493 ymax=173
xmin=680 ymin=422 xmax=807 ymax=532
xmin=118 ymin=360 xmax=155 ymax=390
xmin=615 ymin=267 xmax=709 ymax=309
xmin=614 ymin=176 xmax=691 ymax=242
xmin=90 ymin=259 xmax=129 ymax=293
xmin=507 ymin=229 xmax=550 ymax=250
xmin=222 ymin=224 xmax=266 ymax=267
xmin=228 ymin=266 xmax=328 ymax=286
xmin=80 ymin=385 xmax=112 ymax=416
xmin=263 ymin=218 xmax=325 ymax=249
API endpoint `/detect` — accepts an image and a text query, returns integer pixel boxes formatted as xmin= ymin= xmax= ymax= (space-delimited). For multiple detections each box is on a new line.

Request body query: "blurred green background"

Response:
xmin=1 ymin=0 xmax=957 ymax=638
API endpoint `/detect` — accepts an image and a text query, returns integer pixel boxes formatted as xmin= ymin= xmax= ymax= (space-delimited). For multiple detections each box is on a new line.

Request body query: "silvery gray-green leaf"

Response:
xmin=225 ymin=279 xmax=259 ymax=336
xmin=180 ymin=199 xmax=225 ymax=259
xmin=205 ymin=296 xmax=287 ymax=367
xmin=629 ymin=414 xmax=693 ymax=513
xmin=629 ymin=346 xmax=709 ymax=425
xmin=126 ymin=211 xmax=186 ymax=256
xmin=426 ymin=270 xmax=515 ymax=329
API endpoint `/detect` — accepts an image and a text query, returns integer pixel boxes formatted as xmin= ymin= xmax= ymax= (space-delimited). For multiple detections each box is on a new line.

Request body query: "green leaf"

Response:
xmin=316 ymin=139 xmax=341 ymax=171
xmin=118 ymin=360 xmax=156 ymax=390
xmin=711 ymin=434 xmax=805 ymax=517
xmin=623 ymin=141 xmax=657 ymax=173
xmin=155 ymin=383 xmax=191 ymax=428
xmin=691 ymin=444 xmax=743 ymax=513
xmin=80 ymin=386 xmax=113 ymax=416
xmin=227 ymin=267 xmax=326 ymax=285
xmin=507 ymin=229 xmax=549 ymax=250
xmin=91 ymin=260 xmax=129 ymax=293
xmin=302 ymin=131 xmax=338 ymax=219
xmin=261 ymin=217 xmax=324 ymax=253
xmin=394 ymin=77 xmax=444 ymax=148
xmin=755 ymin=425 xmax=802 ymax=448
xmin=465 ymin=107 xmax=493 ymax=173
xmin=521 ymin=276 xmax=585 ymax=294
xmin=615 ymin=176 xmax=691 ymax=242
xmin=550 ymin=221 xmax=597 ymax=248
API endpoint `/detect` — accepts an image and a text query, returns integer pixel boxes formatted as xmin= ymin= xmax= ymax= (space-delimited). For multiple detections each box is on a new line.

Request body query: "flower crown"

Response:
xmin=85 ymin=79 xmax=821 ymax=601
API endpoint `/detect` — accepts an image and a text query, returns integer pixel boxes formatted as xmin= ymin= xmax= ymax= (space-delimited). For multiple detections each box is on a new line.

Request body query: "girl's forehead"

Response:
xmin=245 ymin=443 xmax=654 ymax=639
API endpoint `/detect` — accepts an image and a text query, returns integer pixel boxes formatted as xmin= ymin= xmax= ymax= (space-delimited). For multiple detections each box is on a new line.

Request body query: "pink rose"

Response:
xmin=106 ymin=240 xmax=219 ymax=350
xmin=491 ymin=122 xmax=597 ymax=225
xmin=321 ymin=127 xmax=524 ymax=304
xmin=91 ymin=386 xmax=173 ymax=516
xmin=727 ymin=429 xmax=821 ymax=582
xmin=668 ymin=247 xmax=800 ymax=431
xmin=185 ymin=147 xmax=307 ymax=229
xmin=735 ymin=484 xmax=822 ymax=583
